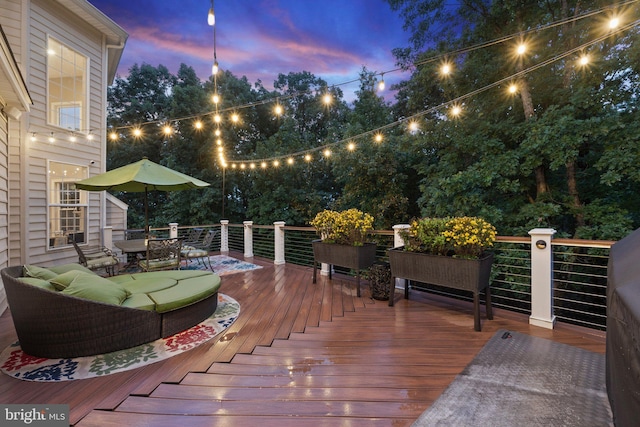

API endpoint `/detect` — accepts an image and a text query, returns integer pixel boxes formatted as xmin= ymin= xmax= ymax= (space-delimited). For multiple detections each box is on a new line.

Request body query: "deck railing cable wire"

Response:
xmin=163 ymin=224 xmax=611 ymax=331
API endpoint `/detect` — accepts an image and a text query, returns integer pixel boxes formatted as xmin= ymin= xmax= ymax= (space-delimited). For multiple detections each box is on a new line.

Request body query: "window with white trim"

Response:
xmin=48 ymin=161 xmax=88 ymax=248
xmin=47 ymin=37 xmax=87 ymax=131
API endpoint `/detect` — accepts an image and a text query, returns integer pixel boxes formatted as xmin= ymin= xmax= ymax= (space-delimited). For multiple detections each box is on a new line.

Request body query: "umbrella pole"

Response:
xmin=145 ymin=187 xmax=149 ymax=238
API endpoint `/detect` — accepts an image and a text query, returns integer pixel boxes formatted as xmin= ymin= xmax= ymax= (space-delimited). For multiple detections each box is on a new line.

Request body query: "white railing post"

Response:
xmin=273 ymin=221 xmax=285 ymax=265
xmin=529 ymin=228 xmax=557 ymax=329
xmin=220 ymin=220 xmax=229 ymax=253
xmin=169 ymin=223 xmax=178 ymax=239
xmin=244 ymin=221 xmax=254 ymax=258
xmin=393 ymin=224 xmax=410 ymax=247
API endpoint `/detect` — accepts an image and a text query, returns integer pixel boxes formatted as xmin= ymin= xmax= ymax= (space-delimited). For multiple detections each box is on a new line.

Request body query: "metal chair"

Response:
xmin=71 ymin=239 xmax=119 ymax=276
xmin=138 ymin=238 xmax=183 ymax=272
xmin=183 ymin=228 xmax=204 ymax=246
xmin=182 ymin=230 xmax=217 ymax=271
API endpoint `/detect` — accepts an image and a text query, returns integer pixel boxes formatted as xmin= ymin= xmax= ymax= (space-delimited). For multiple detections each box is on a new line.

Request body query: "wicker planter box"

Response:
xmin=312 ymin=240 xmax=377 ymax=297
xmin=388 ymin=247 xmax=494 ymax=331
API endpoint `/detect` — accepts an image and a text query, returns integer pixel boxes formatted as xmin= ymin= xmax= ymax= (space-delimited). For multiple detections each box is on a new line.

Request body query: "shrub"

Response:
xmin=311 ymin=208 xmax=374 ymax=246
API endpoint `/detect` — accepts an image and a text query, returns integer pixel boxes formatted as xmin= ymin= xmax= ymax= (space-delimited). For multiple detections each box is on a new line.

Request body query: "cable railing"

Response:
xmin=150 ymin=223 xmax=613 ymax=331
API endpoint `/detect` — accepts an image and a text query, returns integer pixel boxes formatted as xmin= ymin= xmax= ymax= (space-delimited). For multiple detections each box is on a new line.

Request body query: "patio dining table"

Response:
xmin=114 ymin=239 xmax=147 ymax=271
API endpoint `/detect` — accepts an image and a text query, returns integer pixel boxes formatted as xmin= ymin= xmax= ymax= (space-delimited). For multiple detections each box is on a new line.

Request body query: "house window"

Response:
xmin=47 ymin=37 xmax=87 ymax=131
xmin=48 ymin=161 xmax=88 ymax=249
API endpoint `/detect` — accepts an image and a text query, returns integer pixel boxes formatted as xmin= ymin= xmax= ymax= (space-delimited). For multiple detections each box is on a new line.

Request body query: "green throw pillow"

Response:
xmin=23 ymin=265 xmax=57 ymax=280
xmin=49 ymin=270 xmax=90 ymax=291
xmin=61 ymin=273 xmax=130 ymax=305
xmin=48 ymin=263 xmax=95 ymax=275
xmin=18 ymin=277 xmax=57 ymax=291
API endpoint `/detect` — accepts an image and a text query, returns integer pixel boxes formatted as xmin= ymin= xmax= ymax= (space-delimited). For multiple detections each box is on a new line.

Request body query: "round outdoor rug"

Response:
xmin=0 ymin=294 xmax=239 ymax=382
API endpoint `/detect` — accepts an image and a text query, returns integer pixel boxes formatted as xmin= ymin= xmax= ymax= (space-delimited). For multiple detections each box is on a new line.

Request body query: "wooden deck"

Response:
xmin=0 ymin=253 xmax=606 ymax=426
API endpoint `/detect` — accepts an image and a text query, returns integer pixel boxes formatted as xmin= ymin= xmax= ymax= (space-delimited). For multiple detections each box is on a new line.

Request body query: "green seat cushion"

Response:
xmin=138 ymin=258 xmax=179 ymax=271
xmin=121 ymin=277 xmax=178 ymax=294
xmin=121 ymin=293 xmax=156 ymax=311
xmin=182 ymin=248 xmax=208 ymax=258
xmin=23 ymin=265 xmax=57 ymax=280
xmin=148 ymin=274 xmax=221 ymax=313
xmin=86 ymin=256 xmax=119 ymax=269
xmin=48 ymin=263 xmax=95 ymax=275
xmin=49 ymin=270 xmax=91 ymax=291
xmin=107 ymin=274 xmax=137 ymax=285
xmin=61 ymin=273 xmax=130 ymax=305
xmin=18 ymin=277 xmax=57 ymax=291
xmin=131 ymin=270 xmax=211 ymax=281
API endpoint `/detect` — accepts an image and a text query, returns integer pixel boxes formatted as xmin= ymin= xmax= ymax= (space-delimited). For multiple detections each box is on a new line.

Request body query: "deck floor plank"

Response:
xmin=0 ymin=251 xmax=605 ymax=426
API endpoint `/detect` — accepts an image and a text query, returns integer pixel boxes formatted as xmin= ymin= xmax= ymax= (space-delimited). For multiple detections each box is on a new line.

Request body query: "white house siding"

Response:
xmin=8 ymin=0 xmax=118 ymax=266
xmin=0 ymin=107 xmax=8 ymax=312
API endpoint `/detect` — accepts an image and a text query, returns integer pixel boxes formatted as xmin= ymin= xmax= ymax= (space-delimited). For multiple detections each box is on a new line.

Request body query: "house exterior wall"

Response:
xmin=0 ymin=107 xmax=8 ymax=312
xmin=0 ymin=0 xmax=127 ymax=315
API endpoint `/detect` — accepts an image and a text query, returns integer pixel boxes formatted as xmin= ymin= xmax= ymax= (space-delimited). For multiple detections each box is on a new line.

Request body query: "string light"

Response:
xmin=207 ymin=0 xmax=215 ymax=26
xmin=578 ymin=54 xmax=590 ymax=66
xmin=347 ymin=141 xmax=356 ymax=151
xmin=378 ymin=73 xmax=385 ymax=91
xmin=86 ymin=4 xmax=636 ymax=171
xmin=374 ymin=133 xmax=383 ymax=143
xmin=508 ymin=83 xmax=518 ymax=94
xmin=323 ymin=93 xmax=332 ymax=105
xmin=132 ymin=128 xmax=142 ymax=138
xmin=194 ymin=120 xmax=203 ymax=130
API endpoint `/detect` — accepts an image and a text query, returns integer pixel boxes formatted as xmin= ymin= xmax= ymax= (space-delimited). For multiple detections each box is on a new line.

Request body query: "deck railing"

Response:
xmin=126 ymin=222 xmax=613 ymax=332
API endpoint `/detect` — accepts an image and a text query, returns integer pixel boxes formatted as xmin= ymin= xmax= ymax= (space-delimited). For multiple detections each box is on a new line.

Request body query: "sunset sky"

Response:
xmin=88 ymin=0 xmax=412 ymax=101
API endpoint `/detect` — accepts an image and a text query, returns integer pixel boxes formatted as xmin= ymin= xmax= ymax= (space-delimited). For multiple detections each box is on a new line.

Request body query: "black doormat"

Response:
xmin=412 ymin=329 xmax=612 ymax=426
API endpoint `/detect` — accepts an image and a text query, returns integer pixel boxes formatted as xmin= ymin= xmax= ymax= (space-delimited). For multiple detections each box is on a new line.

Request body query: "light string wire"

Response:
xmin=226 ymin=17 xmax=640 ymax=166
xmin=33 ymin=1 xmax=639 ymax=158
xmin=106 ymin=0 xmax=637 ymax=135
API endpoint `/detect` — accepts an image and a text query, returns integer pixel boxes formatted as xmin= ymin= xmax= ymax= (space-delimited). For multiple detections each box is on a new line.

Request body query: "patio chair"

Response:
xmin=182 ymin=230 xmax=217 ymax=271
xmin=138 ymin=238 xmax=183 ymax=272
xmin=71 ymin=239 xmax=119 ymax=276
xmin=183 ymin=228 xmax=204 ymax=246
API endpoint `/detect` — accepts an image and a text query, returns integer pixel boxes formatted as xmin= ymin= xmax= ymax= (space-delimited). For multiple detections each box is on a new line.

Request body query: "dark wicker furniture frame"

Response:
xmin=1 ymin=266 xmax=219 ymax=358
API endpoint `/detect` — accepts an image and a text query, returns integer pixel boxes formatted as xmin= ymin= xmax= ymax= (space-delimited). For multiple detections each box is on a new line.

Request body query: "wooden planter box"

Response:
xmin=388 ymin=247 xmax=494 ymax=331
xmin=312 ymin=240 xmax=377 ymax=297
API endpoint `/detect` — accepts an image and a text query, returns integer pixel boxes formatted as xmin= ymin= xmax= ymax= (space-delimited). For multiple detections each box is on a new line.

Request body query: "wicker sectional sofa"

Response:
xmin=1 ymin=264 xmax=221 ymax=358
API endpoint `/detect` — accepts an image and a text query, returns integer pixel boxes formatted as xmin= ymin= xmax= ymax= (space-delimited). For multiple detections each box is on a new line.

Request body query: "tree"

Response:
xmin=387 ymin=0 xmax=640 ymax=238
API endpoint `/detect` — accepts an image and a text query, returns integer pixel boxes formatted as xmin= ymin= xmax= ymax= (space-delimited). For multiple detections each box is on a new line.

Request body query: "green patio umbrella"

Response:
xmin=75 ymin=158 xmax=210 ymax=236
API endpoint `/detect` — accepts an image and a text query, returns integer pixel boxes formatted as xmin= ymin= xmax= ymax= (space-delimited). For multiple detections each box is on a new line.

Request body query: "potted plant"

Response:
xmin=388 ymin=216 xmax=497 ymax=331
xmin=310 ymin=208 xmax=377 ymax=297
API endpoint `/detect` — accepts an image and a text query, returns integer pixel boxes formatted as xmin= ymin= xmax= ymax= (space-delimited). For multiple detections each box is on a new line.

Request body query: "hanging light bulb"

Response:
xmin=87 ymin=131 xmax=94 ymax=141
xmin=378 ymin=74 xmax=385 ymax=91
xmin=48 ymin=132 xmax=55 ymax=143
xmin=30 ymin=133 xmax=37 ymax=142
xmin=207 ymin=1 xmax=215 ymax=26
xmin=212 ymin=61 xmax=219 ymax=76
